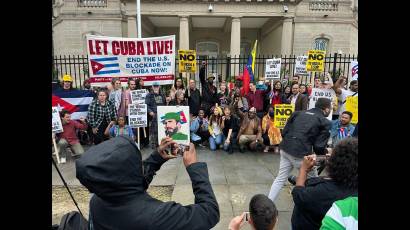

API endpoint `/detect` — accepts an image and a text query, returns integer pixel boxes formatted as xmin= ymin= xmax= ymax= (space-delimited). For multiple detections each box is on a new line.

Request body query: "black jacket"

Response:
xmin=291 ymin=177 xmax=357 ymax=230
xmin=280 ymin=108 xmax=331 ymax=158
xmin=199 ymin=66 xmax=217 ymax=105
xmin=186 ymin=88 xmax=201 ymax=115
xmin=76 ymin=136 xmax=220 ymax=230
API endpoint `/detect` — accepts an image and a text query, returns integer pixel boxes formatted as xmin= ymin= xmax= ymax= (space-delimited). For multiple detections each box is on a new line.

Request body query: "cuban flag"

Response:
xmin=52 ymin=90 xmax=95 ymax=120
xmin=90 ymin=57 xmax=121 ymax=75
xmin=178 ymin=111 xmax=188 ymax=124
xmin=338 ymin=127 xmax=347 ymax=140
xmin=351 ymin=61 xmax=358 ymax=80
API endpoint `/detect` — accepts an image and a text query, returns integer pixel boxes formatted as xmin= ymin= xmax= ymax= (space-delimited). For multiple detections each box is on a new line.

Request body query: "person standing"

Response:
xmin=170 ymin=78 xmax=185 ymax=100
xmin=186 ymin=79 xmax=201 ymax=117
xmin=87 ymin=89 xmax=117 ymax=145
xmin=268 ymin=98 xmax=332 ymax=202
xmin=268 ymin=80 xmax=288 ymax=107
xmin=199 ymin=61 xmax=218 ymax=117
xmin=288 ymin=83 xmax=309 ymax=111
xmin=145 ymin=82 xmax=166 ymax=148
xmin=217 ymin=82 xmax=231 ymax=109
xmin=246 ymin=82 xmax=268 ymax=119
xmin=333 ymin=76 xmax=358 ymax=117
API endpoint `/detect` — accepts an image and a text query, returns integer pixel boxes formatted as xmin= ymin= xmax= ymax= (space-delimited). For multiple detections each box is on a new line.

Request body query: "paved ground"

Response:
xmin=52 ymin=145 xmax=298 ymax=230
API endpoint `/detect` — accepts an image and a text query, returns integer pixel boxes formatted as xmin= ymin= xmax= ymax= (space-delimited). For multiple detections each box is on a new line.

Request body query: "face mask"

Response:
xmin=269 ymin=111 xmax=274 ymax=117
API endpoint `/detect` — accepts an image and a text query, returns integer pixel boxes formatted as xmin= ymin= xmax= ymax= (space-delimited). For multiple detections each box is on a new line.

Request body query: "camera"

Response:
xmin=208 ymin=4 xmax=213 ymax=12
xmin=283 ymin=5 xmax=288 ymax=13
xmin=315 ymin=155 xmax=327 ymax=166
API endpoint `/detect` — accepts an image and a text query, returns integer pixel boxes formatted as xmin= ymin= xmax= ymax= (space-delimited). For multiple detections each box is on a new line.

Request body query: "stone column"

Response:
xmin=179 ymin=16 xmax=190 ymax=50
xmin=230 ymin=17 xmax=241 ymax=77
xmin=179 ymin=16 xmax=190 ymax=84
xmin=281 ymin=17 xmax=294 ymax=55
xmin=127 ymin=16 xmax=137 ymax=38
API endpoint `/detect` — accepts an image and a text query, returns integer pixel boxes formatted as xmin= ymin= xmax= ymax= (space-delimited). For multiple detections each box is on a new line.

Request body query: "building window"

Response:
xmin=313 ymin=38 xmax=329 ymax=51
xmin=240 ymin=41 xmax=251 ymax=56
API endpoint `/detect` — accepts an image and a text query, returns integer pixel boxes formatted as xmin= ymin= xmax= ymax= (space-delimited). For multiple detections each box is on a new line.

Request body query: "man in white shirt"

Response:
xmin=333 ymin=77 xmax=358 ymax=116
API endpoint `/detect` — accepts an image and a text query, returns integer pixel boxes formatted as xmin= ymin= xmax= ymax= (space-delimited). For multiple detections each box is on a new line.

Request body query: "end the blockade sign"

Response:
xmin=178 ymin=50 xmax=196 ymax=73
xmin=87 ymin=35 xmax=175 ymax=87
xmin=306 ymin=50 xmax=325 ymax=72
xmin=265 ymin=58 xmax=281 ymax=80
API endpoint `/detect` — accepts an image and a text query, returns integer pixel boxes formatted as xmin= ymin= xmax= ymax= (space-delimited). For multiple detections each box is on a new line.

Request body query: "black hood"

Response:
xmin=76 ymin=136 xmax=145 ymax=201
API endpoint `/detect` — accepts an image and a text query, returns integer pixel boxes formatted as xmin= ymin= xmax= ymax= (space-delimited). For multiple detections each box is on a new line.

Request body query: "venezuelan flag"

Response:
xmin=241 ymin=40 xmax=257 ymax=96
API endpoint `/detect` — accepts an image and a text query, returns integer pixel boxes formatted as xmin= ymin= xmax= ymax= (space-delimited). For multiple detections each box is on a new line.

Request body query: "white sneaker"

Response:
xmin=60 ymin=157 xmax=66 ymax=164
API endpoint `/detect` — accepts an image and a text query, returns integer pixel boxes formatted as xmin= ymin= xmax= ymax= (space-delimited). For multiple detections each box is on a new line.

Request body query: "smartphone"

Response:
xmin=315 ymin=155 xmax=327 ymax=166
xmin=244 ymin=212 xmax=250 ymax=222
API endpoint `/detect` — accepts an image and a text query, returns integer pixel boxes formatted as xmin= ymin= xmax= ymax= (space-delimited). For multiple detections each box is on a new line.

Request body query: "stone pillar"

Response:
xmin=281 ymin=17 xmax=294 ymax=55
xmin=230 ymin=17 xmax=241 ymax=77
xmin=127 ymin=16 xmax=137 ymax=38
xmin=179 ymin=16 xmax=190 ymax=50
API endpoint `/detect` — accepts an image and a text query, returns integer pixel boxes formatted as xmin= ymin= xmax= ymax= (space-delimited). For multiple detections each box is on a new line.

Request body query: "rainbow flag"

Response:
xmin=241 ymin=40 xmax=257 ymax=96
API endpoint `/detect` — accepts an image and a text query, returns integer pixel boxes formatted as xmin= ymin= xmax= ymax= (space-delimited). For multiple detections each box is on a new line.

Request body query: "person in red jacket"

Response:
xmin=57 ymin=110 xmax=88 ymax=163
xmin=246 ymin=82 xmax=269 ymax=119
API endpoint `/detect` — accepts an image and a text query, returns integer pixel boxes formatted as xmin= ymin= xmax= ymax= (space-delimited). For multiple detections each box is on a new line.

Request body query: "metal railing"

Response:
xmin=52 ymin=53 xmax=358 ymax=89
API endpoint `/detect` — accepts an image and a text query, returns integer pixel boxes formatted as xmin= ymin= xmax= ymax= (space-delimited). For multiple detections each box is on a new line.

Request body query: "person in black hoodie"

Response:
xmin=76 ymin=136 xmax=220 ymax=230
xmin=291 ymin=137 xmax=358 ymax=230
xmin=268 ymin=98 xmax=332 ymax=202
xmin=199 ymin=61 xmax=218 ymax=117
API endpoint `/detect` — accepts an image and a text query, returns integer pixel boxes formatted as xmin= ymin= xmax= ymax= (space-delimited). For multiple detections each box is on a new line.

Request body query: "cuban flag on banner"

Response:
xmin=178 ymin=111 xmax=188 ymax=124
xmin=52 ymin=90 xmax=95 ymax=120
xmin=90 ymin=57 xmax=121 ymax=75
xmin=351 ymin=61 xmax=358 ymax=81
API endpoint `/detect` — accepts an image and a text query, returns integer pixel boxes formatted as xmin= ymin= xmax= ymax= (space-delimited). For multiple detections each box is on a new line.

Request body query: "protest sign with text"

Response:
xmin=52 ymin=107 xmax=64 ymax=133
xmin=265 ymin=58 xmax=281 ymax=80
xmin=157 ymin=106 xmax=190 ymax=146
xmin=178 ymin=50 xmax=196 ymax=73
xmin=128 ymin=104 xmax=148 ymax=128
xmin=294 ymin=56 xmax=308 ymax=75
xmin=351 ymin=61 xmax=358 ymax=81
xmin=306 ymin=50 xmax=325 ymax=72
xmin=345 ymin=96 xmax=358 ymax=124
xmin=87 ymin=35 xmax=175 ymax=87
xmin=130 ymin=89 xmax=148 ymax=104
xmin=308 ymin=88 xmax=335 ymax=120
xmin=274 ymin=104 xmax=295 ymax=129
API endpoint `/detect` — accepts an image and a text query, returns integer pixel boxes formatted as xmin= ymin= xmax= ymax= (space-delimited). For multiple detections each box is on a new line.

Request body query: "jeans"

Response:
xmin=209 ymin=133 xmax=224 ymax=151
xmin=223 ymin=132 xmax=238 ymax=152
xmin=268 ymin=149 xmax=318 ymax=201
xmin=238 ymin=135 xmax=263 ymax=150
xmin=57 ymin=138 xmax=85 ymax=158
xmin=93 ymin=120 xmax=109 ymax=145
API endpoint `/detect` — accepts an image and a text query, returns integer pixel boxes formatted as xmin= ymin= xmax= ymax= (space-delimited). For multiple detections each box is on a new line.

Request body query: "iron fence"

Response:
xmin=52 ymin=53 xmax=357 ymax=89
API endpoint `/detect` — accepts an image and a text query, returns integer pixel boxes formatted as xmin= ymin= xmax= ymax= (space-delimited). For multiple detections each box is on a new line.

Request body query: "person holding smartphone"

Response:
xmin=228 ymin=194 xmax=278 ymax=230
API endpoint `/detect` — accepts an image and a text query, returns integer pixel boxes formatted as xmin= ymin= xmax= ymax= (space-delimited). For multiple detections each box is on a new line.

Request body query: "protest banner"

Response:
xmin=157 ymin=106 xmax=190 ymax=146
xmin=128 ymin=104 xmax=148 ymax=128
xmin=178 ymin=50 xmax=196 ymax=73
xmin=308 ymin=88 xmax=335 ymax=120
xmin=306 ymin=50 xmax=325 ymax=72
xmin=130 ymin=89 xmax=148 ymax=104
xmin=52 ymin=107 xmax=64 ymax=134
xmin=87 ymin=35 xmax=175 ymax=87
xmin=351 ymin=61 xmax=358 ymax=81
xmin=294 ymin=56 xmax=308 ymax=75
xmin=345 ymin=96 xmax=358 ymax=124
xmin=274 ymin=104 xmax=295 ymax=129
xmin=265 ymin=58 xmax=281 ymax=80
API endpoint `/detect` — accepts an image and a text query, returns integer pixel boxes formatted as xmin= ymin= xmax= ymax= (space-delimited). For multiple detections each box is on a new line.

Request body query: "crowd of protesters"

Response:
xmin=53 ymin=61 xmax=358 ymax=230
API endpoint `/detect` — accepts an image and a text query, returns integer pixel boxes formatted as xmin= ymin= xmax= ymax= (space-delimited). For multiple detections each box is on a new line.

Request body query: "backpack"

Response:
xmin=57 ymin=211 xmax=88 ymax=230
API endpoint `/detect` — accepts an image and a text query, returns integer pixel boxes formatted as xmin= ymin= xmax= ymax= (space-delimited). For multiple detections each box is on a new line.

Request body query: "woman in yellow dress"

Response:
xmin=262 ymin=105 xmax=282 ymax=153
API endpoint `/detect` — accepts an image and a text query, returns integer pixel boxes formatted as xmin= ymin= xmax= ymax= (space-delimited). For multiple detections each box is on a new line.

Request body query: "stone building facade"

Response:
xmin=53 ymin=0 xmax=358 ymax=55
